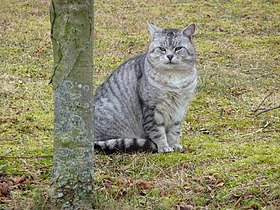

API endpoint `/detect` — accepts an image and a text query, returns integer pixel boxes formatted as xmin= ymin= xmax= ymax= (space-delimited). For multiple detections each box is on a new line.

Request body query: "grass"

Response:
xmin=0 ymin=0 xmax=279 ymax=209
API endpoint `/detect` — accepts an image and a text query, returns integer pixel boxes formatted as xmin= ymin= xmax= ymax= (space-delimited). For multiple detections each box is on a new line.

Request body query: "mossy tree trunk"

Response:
xmin=48 ymin=0 xmax=94 ymax=209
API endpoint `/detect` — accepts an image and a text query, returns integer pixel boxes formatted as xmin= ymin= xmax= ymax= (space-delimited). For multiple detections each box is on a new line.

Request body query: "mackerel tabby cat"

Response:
xmin=94 ymin=23 xmax=197 ymax=154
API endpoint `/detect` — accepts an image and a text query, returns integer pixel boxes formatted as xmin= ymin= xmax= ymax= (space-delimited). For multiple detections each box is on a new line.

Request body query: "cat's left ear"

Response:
xmin=182 ymin=24 xmax=195 ymax=40
xmin=147 ymin=22 xmax=160 ymax=37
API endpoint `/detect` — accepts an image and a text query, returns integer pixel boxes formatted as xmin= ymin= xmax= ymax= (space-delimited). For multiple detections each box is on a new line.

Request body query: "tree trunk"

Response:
xmin=48 ymin=0 xmax=94 ymax=209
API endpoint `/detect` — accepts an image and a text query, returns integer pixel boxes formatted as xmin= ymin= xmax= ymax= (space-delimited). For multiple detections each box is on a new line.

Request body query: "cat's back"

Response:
xmin=94 ymin=53 xmax=146 ymax=102
xmin=94 ymin=54 xmax=146 ymax=140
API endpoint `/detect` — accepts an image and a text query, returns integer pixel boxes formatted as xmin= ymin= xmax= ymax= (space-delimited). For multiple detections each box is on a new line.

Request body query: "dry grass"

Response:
xmin=0 ymin=0 xmax=279 ymax=209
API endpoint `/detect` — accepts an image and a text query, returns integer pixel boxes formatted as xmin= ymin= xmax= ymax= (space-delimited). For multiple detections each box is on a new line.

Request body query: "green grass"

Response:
xmin=1 ymin=0 xmax=279 ymax=209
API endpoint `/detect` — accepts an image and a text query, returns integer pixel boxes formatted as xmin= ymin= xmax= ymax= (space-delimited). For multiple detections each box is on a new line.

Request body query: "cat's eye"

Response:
xmin=175 ymin=47 xmax=183 ymax=52
xmin=159 ymin=47 xmax=166 ymax=52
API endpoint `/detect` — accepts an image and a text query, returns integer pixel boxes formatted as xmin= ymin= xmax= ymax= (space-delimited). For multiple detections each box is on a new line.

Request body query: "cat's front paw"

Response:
xmin=171 ymin=143 xmax=183 ymax=152
xmin=158 ymin=146 xmax=174 ymax=153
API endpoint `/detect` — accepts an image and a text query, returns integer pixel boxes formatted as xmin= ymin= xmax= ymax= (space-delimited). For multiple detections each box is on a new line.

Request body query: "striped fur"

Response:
xmin=94 ymin=23 xmax=197 ymax=154
xmin=94 ymin=138 xmax=157 ymax=154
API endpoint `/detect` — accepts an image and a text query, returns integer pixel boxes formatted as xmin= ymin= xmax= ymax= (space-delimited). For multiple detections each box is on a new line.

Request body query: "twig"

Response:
xmin=233 ymin=194 xmax=244 ymax=207
xmin=0 ymin=151 xmax=13 ymax=160
xmin=254 ymin=105 xmax=280 ymax=117
xmin=240 ymin=121 xmax=271 ymax=137
xmin=251 ymin=91 xmax=274 ymax=113
xmin=249 ymin=89 xmax=279 ymax=117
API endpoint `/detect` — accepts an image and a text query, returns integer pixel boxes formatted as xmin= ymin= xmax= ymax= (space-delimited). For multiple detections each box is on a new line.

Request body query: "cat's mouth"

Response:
xmin=162 ymin=62 xmax=179 ymax=70
xmin=165 ymin=61 xmax=177 ymax=66
xmin=166 ymin=61 xmax=176 ymax=65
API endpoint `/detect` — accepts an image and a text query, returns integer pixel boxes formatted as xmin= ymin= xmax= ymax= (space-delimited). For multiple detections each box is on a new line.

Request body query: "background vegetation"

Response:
xmin=0 ymin=0 xmax=279 ymax=209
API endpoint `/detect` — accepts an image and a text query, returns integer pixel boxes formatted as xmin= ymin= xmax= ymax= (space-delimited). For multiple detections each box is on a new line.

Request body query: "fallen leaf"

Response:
xmin=178 ymin=205 xmax=193 ymax=210
xmin=136 ymin=181 xmax=152 ymax=190
xmin=0 ymin=199 xmax=12 ymax=204
xmin=210 ymin=189 xmax=216 ymax=198
xmin=0 ymin=183 xmax=10 ymax=197
xmin=29 ymin=179 xmax=42 ymax=184
xmin=117 ymin=188 xmax=127 ymax=200
xmin=138 ymin=191 xmax=146 ymax=196
xmin=13 ymin=175 xmax=26 ymax=184
xmin=207 ymin=186 xmax=213 ymax=191
xmin=102 ymin=179 xmax=112 ymax=189
xmin=204 ymin=174 xmax=217 ymax=181
xmin=160 ymin=189 xmax=165 ymax=197
xmin=216 ymin=182 xmax=225 ymax=187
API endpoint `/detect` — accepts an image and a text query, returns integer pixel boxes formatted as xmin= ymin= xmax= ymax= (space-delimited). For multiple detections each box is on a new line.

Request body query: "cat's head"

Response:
xmin=147 ymin=23 xmax=196 ymax=71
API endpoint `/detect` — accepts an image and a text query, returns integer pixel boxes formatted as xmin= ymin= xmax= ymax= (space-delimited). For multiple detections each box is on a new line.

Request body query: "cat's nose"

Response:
xmin=167 ymin=54 xmax=174 ymax=61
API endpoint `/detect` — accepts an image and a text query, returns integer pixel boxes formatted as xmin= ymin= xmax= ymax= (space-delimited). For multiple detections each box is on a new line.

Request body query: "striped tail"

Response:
xmin=94 ymin=138 xmax=157 ymax=154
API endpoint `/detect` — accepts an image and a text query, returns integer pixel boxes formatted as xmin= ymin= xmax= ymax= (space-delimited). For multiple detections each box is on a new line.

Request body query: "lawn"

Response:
xmin=0 ymin=0 xmax=279 ymax=209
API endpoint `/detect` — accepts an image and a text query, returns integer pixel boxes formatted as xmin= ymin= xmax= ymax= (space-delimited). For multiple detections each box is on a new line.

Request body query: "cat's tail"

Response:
xmin=94 ymin=138 xmax=157 ymax=154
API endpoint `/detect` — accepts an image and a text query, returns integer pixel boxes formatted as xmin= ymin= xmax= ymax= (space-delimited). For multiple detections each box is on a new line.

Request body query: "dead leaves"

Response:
xmin=100 ymin=177 xmax=155 ymax=201
xmin=0 ymin=175 xmax=42 ymax=204
xmin=0 ymin=175 xmax=26 ymax=203
xmin=13 ymin=175 xmax=26 ymax=185
xmin=0 ymin=177 xmax=12 ymax=204
xmin=204 ymin=174 xmax=225 ymax=199
xmin=177 ymin=205 xmax=193 ymax=210
xmin=98 ymin=174 xmax=226 ymax=209
xmin=0 ymin=175 xmax=25 ymax=202
xmin=0 ymin=182 xmax=10 ymax=197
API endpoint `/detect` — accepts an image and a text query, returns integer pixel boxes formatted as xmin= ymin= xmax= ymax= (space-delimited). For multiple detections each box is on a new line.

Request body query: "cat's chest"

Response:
xmin=149 ymin=70 xmax=191 ymax=89
xmin=157 ymin=91 xmax=188 ymax=123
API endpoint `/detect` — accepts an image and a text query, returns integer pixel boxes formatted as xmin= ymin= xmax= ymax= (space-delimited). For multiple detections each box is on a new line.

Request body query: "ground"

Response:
xmin=0 ymin=0 xmax=279 ymax=209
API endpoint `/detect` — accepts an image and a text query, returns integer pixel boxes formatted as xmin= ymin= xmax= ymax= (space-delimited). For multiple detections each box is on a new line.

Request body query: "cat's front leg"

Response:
xmin=148 ymin=125 xmax=174 ymax=153
xmin=166 ymin=121 xmax=183 ymax=152
xmin=143 ymin=108 xmax=174 ymax=153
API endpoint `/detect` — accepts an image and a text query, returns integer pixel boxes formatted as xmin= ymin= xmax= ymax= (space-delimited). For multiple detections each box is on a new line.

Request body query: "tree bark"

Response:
xmin=48 ymin=0 xmax=94 ymax=209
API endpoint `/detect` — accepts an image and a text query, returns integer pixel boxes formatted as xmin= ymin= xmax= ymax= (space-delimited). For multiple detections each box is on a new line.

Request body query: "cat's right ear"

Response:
xmin=147 ymin=22 xmax=160 ymax=37
xmin=182 ymin=24 xmax=195 ymax=40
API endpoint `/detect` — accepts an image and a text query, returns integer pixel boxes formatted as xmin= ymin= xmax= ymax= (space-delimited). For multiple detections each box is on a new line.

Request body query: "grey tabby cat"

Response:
xmin=94 ymin=23 xmax=197 ymax=154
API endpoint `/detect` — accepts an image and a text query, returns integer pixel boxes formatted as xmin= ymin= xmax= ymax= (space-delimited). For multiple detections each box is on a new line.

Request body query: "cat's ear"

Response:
xmin=147 ymin=22 xmax=160 ymax=37
xmin=182 ymin=24 xmax=195 ymax=39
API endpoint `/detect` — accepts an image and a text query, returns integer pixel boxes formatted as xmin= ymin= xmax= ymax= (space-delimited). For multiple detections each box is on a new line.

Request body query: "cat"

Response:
xmin=94 ymin=23 xmax=197 ymax=154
